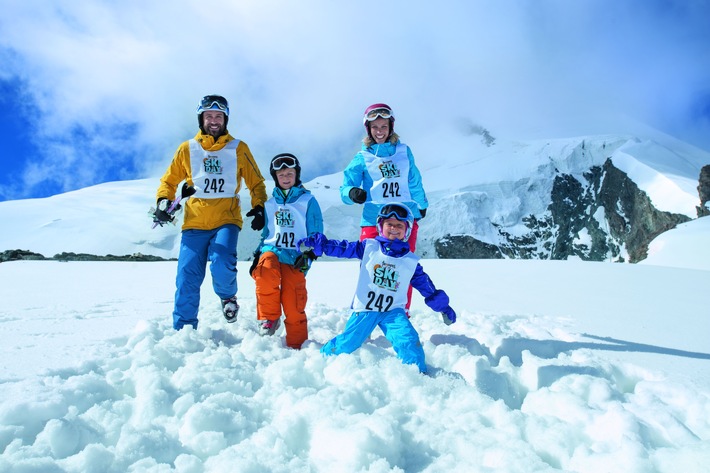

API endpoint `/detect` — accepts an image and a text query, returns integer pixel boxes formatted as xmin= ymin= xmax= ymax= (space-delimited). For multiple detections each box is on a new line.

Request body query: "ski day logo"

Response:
xmin=202 ymin=156 xmax=223 ymax=174
xmin=372 ymin=262 xmax=401 ymax=291
xmin=378 ymin=160 xmax=401 ymax=179
xmin=274 ymin=208 xmax=295 ymax=227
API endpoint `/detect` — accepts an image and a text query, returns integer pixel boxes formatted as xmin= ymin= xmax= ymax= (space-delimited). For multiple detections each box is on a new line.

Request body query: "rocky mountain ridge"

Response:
xmin=434 ymin=158 xmax=692 ymax=262
xmin=416 ymin=134 xmax=707 ymax=262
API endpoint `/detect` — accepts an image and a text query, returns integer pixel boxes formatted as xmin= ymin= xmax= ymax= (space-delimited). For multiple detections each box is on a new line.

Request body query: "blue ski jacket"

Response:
xmin=258 ymin=184 xmax=323 ymax=266
xmin=340 ymin=141 xmax=428 ymax=226
xmin=304 ymin=233 xmax=450 ymax=313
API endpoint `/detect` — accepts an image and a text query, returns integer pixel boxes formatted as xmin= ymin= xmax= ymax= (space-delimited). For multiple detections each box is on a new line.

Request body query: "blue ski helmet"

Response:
xmin=376 ymin=202 xmax=413 ymax=241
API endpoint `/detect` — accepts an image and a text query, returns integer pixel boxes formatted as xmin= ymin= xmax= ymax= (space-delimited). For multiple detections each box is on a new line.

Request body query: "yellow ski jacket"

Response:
xmin=156 ymin=132 xmax=267 ymax=231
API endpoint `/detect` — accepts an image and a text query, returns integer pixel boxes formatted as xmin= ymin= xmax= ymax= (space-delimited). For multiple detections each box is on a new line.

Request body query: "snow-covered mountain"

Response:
xmin=0 ymin=130 xmax=708 ymax=263
xmin=414 ymin=130 xmax=708 ymax=261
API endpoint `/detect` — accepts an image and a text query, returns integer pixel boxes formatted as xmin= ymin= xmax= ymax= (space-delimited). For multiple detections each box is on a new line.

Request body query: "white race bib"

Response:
xmin=352 ymin=239 xmax=419 ymax=312
xmin=263 ymin=194 xmax=313 ymax=249
xmin=363 ymin=143 xmax=412 ymax=204
xmin=189 ymin=139 xmax=240 ymax=199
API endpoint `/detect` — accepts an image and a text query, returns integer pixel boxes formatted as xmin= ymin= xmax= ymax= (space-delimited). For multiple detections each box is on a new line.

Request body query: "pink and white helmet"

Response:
xmin=363 ymin=103 xmax=395 ymax=142
xmin=363 ymin=103 xmax=395 ymax=124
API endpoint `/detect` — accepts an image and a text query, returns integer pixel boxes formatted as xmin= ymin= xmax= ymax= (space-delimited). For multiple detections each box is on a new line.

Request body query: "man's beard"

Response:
xmin=206 ymin=124 xmax=226 ymax=138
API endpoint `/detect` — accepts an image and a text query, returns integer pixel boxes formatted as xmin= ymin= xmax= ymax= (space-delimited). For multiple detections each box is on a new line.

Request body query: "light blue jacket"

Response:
xmin=340 ymin=141 xmax=428 ymax=226
xmin=258 ymin=184 xmax=323 ymax=266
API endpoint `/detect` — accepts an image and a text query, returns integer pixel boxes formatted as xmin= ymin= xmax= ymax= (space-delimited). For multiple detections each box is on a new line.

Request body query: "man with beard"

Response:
xmin=154 ymin=94 xmax=267 ymax=330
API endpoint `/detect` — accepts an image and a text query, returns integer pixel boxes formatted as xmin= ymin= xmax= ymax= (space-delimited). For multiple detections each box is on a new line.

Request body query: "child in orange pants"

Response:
xmin=250 ymin=153 xmax=323 ymax=349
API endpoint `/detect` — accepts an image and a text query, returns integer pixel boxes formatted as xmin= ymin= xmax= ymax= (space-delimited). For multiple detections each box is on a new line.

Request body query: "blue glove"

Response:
xmin=441 ymin=306 xmax=456 ymax=325
xmin=298 ymin=233 xmax=328 ymax=257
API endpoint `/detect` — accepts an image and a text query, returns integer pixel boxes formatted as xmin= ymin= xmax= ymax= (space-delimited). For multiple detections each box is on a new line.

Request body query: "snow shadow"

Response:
xmin=475 ymin=333 xmax=710 ymax=409
xmin=494 ymin=333 xmax=710 ymax=367
xmin=430 ymin=330 xmax=710 ymax=410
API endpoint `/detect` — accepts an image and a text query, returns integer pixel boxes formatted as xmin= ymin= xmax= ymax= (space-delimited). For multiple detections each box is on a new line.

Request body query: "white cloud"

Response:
xmin=1 ymin=0 xmax=709 ymax=198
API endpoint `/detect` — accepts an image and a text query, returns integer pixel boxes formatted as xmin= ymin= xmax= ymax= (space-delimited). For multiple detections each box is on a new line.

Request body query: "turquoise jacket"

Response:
xmin=258 ymin=184 xmax=323 ymax=266
xmin=339 ymin=140 xmax=428 ymax=226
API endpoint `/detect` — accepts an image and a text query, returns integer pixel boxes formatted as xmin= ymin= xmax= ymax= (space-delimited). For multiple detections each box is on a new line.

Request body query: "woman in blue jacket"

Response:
xmin=340 ymin=103 xmax=429 ymax=313
xmin=299 ymin=203 xmax=455 ymax=373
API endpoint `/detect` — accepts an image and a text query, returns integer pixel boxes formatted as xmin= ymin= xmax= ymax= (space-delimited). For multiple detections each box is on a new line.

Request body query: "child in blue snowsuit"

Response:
xmin=298 ymin=202 xmax=456 ymax=373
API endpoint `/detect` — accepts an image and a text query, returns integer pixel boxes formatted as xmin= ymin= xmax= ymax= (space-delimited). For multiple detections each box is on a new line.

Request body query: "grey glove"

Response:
xmin=441 ymin=306 xmax=457 ymax=325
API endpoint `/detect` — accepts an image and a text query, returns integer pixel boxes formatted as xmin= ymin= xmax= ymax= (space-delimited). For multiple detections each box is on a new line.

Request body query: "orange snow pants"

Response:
xmin=253 ymin=251 xmax=308 ymax=349
xmin=359 ymin=220 xmax=419 ymax=314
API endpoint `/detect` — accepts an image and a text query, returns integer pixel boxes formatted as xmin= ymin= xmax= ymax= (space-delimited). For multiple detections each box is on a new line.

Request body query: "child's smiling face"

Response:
xmin=275 ymin=168 xmax=297 ymax=190
xmin=380 ymin=217 xmax=407 ymax=241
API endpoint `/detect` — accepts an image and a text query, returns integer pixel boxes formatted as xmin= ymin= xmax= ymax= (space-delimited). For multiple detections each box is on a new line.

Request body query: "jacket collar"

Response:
xmin=272 ymin=184 xmax=309 ymax=203
xmin=195 ymin=131 xmax=233 ymax=151
xmin=363 ymin=141 xmax=397 ymax=156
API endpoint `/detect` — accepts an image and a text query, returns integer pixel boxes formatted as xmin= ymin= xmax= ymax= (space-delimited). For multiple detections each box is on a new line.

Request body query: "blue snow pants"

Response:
xmin=172 ymin=224 xmax=239 ymax=330
xmin=320 ymin=309 xmax=427 ymax=373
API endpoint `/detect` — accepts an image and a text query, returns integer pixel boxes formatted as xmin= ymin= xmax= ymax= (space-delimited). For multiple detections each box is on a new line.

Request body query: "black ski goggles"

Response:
xmin=199 ymin=95 xmax=229 ymax=113
xmin=272 ymin=154 xmax=298 ymax=171
xmin=378 ymin=204 xmax=410 ymax=221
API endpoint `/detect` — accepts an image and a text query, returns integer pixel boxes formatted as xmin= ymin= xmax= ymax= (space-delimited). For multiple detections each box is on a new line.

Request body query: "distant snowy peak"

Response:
xmin=423 ymin=133 xmax=706 ymax=214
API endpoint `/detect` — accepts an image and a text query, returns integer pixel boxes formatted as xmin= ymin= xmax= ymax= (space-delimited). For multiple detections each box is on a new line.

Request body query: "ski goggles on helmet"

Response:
xmin=364 ymin=107 xmax=393 ymax=123
xmin=198 ymin=95 xmax=229 ymax=115
xmin=271 ymin=154 xmax=298 ymax=171
xmin=378 ymin=203 xmax=411 ymax=222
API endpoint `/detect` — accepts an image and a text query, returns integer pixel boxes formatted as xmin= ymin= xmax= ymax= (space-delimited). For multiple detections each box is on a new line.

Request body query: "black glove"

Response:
xmin=349 ymin=188 xmax=367 ymax=204
xmin=294 ymin=250 xmax=317 ymax=272
xmin=153 ymin=198 xmax=175 ymax=224
xmin=246 ymin=205 xmax=265 ymax=231
xmin=249 ymin=250 xmax=261 ymax=277
xmin=419 ymin=208 xmax=427 ymax=219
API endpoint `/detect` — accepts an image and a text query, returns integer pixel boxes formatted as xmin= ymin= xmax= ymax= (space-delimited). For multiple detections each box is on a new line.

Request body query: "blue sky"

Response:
xmin=1 ymin=0 xmax=709 ymax=202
